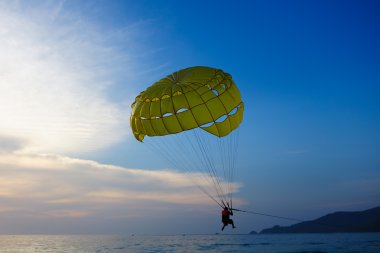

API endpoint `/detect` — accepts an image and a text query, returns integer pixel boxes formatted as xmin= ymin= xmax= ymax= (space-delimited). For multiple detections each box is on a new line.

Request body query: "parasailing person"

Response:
xmin=221 ymin=206 xmax=236 ymax=231
xmin=130 ymin=66 xmax=244 ymax=229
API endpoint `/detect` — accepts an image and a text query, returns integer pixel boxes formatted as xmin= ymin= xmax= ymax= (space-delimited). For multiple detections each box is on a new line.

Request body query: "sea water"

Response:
xmin=0 ymin=233 xmax=379 ymax=253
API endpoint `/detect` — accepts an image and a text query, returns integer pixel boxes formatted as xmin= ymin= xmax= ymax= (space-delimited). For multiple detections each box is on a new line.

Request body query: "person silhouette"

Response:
xmin=221 ymin=207 xmax=236 ymax=231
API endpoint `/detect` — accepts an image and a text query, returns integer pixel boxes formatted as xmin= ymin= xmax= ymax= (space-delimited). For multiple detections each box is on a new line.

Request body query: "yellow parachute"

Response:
xmin=130 ymin=66 xmax=244 ymax=141
xmin=130 ymin=66 xmax=244 ymax=208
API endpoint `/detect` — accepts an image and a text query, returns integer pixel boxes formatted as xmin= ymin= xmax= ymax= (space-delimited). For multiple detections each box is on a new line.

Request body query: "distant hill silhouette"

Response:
xmin=254 ymin=206 xmax=380 ymax=234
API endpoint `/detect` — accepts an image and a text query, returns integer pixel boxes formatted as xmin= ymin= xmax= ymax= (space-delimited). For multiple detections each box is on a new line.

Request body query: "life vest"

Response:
xmin=222 ymin=209 xmax=230 ymax=221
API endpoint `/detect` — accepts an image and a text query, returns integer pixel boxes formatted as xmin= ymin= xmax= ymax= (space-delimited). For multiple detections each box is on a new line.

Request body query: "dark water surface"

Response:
xmin=0 ymin=233 xmax=379 ymax=253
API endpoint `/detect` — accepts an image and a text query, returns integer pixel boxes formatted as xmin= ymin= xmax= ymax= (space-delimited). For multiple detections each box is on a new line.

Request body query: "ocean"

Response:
xmin=0 ymin=233 xmax=379 ymax=253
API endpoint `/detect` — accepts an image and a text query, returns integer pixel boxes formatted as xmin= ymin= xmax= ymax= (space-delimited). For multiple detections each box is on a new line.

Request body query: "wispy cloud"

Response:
xmin=0 ymin=1 xmax=149 ymax=154
xmin=0 ymin=148 xmax=241 ymax=221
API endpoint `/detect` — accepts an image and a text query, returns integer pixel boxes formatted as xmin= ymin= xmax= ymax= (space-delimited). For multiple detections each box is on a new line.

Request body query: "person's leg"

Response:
xmin=230 ymin=219 xmax=236 ymax=228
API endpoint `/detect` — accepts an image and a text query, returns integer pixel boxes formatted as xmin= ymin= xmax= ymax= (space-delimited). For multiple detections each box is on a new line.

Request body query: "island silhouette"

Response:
xmin=251 ymin=206 xmax=380 ymax=234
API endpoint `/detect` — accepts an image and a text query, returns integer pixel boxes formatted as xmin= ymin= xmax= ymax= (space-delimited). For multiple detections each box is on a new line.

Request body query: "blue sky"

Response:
xmin=0 ymin=0 xmax=379 ymax=234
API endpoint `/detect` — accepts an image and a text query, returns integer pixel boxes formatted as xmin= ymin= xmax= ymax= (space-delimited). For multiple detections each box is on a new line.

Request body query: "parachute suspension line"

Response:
xmin=182 ymin=131 xmax=226 ymax=208
xmin=194 ymin=131 xmax=226 ymax=209
xmin=197 ymin=130 xmax=228 ymax=207
xmin=142 ymin=128 xmax=240 ymax=210
xmin=145 ymin=133 xmax=224 ymax=208
xmin=201 ymin=130 xmax=231 ymax=208
xmin=179 ymin=130 xmax=228 ymax=208
xmin=217 ymin=136 xmax=226 ymax=206
xmin=230 ymin=128 xmax=240 ymax=209
xmin=228 ymin=134 xmax=234 ymax=202
xmin=170 ymin=132 xmax=223 ymax=208
xmin=173 ymin=131 xmax=224 ymax=207
xmin=145 ymin=137 xmax=178 ymax=168
xmin=228 ymin=132 xmax=235 ymax=209
xmin=215 ymin=128 xmax=239 ymax=210
xmin=192 ymin=129 xmax=229 ymax=208
xmin=226 ymin=134 xmax=233 ymax=209
xmin=217 ymin=134 xmax=231 ymax=209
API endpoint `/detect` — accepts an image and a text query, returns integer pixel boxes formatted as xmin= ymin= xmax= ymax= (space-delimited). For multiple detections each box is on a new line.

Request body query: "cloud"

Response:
xmin=0 ymin=135 xmax=26 ymax=153
xmin=0 ymin=149 xmax=241 ymax=222
xmin=0 ymin=1 xmax=149 ymax=154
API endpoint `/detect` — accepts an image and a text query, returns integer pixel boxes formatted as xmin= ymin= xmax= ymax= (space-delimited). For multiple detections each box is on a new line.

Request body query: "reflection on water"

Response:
xmin=0 ymin=233 xmax=379 ymax=253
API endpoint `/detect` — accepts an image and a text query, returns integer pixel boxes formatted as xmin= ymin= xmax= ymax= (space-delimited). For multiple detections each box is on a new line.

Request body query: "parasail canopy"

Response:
xmin=130 ymin=66 xmax=244 ymax=141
